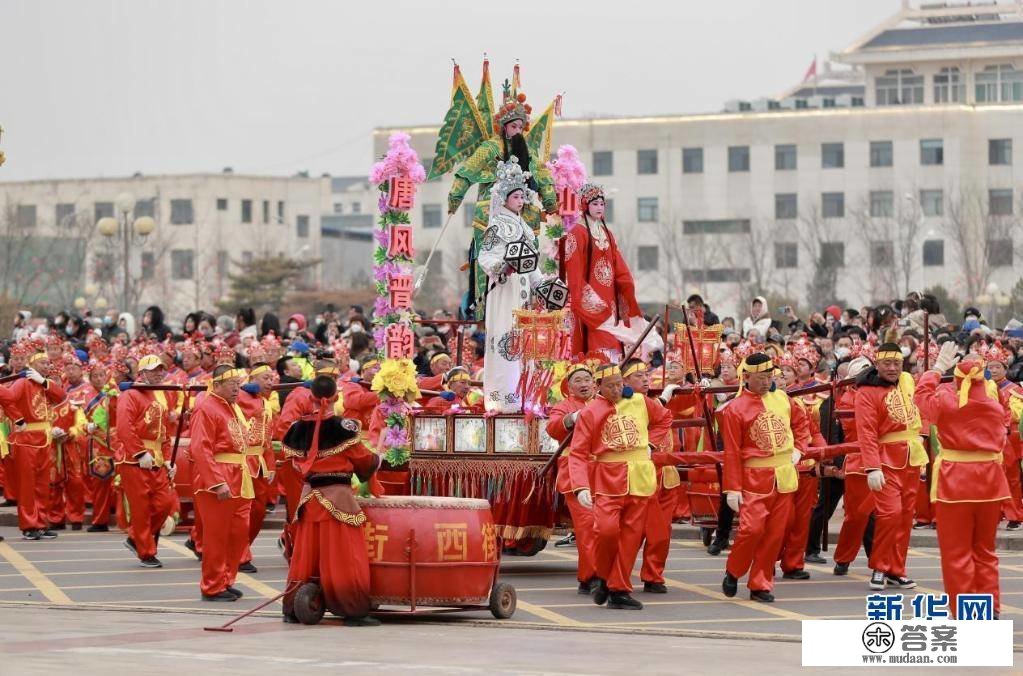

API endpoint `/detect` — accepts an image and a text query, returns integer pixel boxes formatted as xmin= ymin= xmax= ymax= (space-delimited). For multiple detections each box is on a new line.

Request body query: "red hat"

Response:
xmin=790 ymin=338 xmax=820 ymax=369
xmin=825 ymin=305 xmax=841 ymax=321
xmin=982 ymin=341 xmax=1010 ymax=365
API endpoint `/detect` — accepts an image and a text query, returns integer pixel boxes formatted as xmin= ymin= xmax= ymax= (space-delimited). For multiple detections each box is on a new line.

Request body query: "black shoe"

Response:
xmin=750 ymin=590 xmax=775 ymax=603
xmin=577 ymin=579 xmax=593 ymax=595
xmin=184 ymin=538 xmax=202 ymax=560
xmin=87 ymin=524 xmax=109 ymax=533
xmin=2 ymin=499 xmax=17 ymax=507
xmin=912 ymin=522 xmax=931 ymax=530
xmin=1008 ymin=521 xmax=1021 ymax=531
xmin=590 ymin=578 xmax=610 ymax=605
xmin=643 ymin=582 xmax=668 ymax=594
xmin=869 ymin=570 xmax=886 ymax=590
xmin=124 ymin=538 xmax=137 ymax=555
xmin=343 ymin=616 xmax=381 ymax=627
xmin=139 ymin=556 xmax=162 ymax=568
xmin=225 ymin=586 xmax=243 ymax=598
xmin=40 ymin=530 xmax=57 ymax=539
xmin=707 ymin=541 xmax=723 ymax=556
xmin=49 ymin=522 xmax=66 ymax=531
xmin=722 ymin=573 xmax=738 ymax=598
xmin=22 ymin=530 xmax=41 ymax=541
xmin=804 ymin=552 xmax=826 ymax=564
xmin=607 ymin=592 xmax=643 ymax=610
xmin=238 ymin=561 xmax=258 ymax=574
xmin=833 ymin=562 xmax=849 ymax=576
xmin=782 ymin=569 xmax=810 ymax=580
xmin=282 ymin=613 xmax=300 ymax=623
xmin=884 ymin=573 xmax=916 ymax=589
xmin=265 ymin=502 xmax=277 ymax=513
xmin=70 ymin=522 xmax=83 ymax=531
xmin=554 ymin=532 xmax=576 ymax=548
xmin=202 ymin=591 xmax=237 ymax=602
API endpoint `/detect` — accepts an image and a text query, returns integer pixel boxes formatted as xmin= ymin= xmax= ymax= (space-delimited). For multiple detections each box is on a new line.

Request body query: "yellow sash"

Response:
xmin=245 ymin=445 xmax=269 ymax=476
xmin=745 ymin=452 xmax=799 ymax=493
xmin=213 ymin=453 xmax=255 ymax=499
xmin=880 ymin=429 xmax=928 ymax=467
xmin=142 ymin=439 xmax=166 ymax=467
xmin=930 ymin=448 xmax=1003 ymax=502
xmin=661 ymin=466 xmax=681 ymax=489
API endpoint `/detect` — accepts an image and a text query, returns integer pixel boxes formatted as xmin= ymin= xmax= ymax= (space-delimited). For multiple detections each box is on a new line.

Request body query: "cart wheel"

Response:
xmin=489 ymin=582 xmax=516 ymax=619
xmin=701 ymin=527 xmax=713 ymax=547
xmin=515 ymin=537 xmax=547 ymax=557
xmin=293 ymin=582 xmax=325 ymax=625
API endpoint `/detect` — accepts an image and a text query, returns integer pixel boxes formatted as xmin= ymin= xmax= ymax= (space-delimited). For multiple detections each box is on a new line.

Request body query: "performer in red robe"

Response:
xmin=236 ymin=362 xmax=278 ymax=573
xmin=189 ymin=365 xmax=253 ymax=601
xmin=546 ymin=361 xmax=596 ymax=593
xmin=281 ymin=375 xmax=381 ymax=625
xmin=80 ymin=361 xmax=116 ymax=532
xmin=564 ymin=184 xmax=642 ymax=358
xmin=423 ymin=367 xmax=484 ymax=414
xmin=57 ymin=353 xmax=93 ymax=530
xmin=915 ymin=346 xmax=1011 ymax=617
xmin=115 ymin=354 xmax=179 ymax=566
xmin=985 ymin=343 xmax=1023 ymax=527
xmin=721 ymin=353 xmax=810 ymax=602
xmin=567 ymin=363 xmax=672 ymax=610
xmin=852 ymin=343 xmax=927 ymax=591
xmin=832 ymin=357 xmax=876 ymax=575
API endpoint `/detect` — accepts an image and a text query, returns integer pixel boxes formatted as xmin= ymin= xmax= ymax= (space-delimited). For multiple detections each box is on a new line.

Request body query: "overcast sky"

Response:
xmin=1 ymin=0 xmax=899 ymax=181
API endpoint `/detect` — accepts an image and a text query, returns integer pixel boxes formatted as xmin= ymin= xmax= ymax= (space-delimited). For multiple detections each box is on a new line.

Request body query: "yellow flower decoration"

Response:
xmin=547 ymin=359 xmax=570 ymax=404
xmin=371 ymin=358 xmax=421 ymax=401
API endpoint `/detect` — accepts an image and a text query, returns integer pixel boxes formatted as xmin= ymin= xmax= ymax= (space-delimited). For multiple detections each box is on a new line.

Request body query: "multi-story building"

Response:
xmin=379 ymin=1 xmax=1023 ymax=320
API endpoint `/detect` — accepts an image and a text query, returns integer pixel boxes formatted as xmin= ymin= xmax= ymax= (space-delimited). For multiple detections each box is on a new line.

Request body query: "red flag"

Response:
xmin=802 ymin=56 xmax=817 ymax=83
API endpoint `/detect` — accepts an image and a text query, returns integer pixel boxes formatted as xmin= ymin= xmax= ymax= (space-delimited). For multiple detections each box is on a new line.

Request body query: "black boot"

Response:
xmin=607 ymin=592 xmax=643 ymax=610
xmin=782 ymin=569 xmax=810 ymax=580
xmin=643 ymin=581 xmax=668 ymax=594
xmin=722 ymin=573 xmax=738 ymax=598
xmin=590 ymin=578 xmax=610 ymax=606
xmin=750 ymin=590 xmax=775 ymax=603
xmin=87 ymin=524 xmax=109 ymax=533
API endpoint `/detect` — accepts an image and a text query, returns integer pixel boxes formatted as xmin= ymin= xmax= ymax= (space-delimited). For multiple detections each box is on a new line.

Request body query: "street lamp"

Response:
xmin=96 ymin=191 xmax=156 ymax=315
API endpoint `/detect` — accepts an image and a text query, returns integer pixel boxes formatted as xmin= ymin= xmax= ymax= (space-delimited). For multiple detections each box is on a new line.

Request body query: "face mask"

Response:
xmin=834 ymin=347 xmax=850 ymax=360
xmin=289 ymin=322 xmax=299 ymax=331
xmin=65 ymin=326 xmax=74 ymax=336
xmin=900 ymin=346 xmax=912 ymax=358
xmin=349 ymin=324 xmax=364 ymax=334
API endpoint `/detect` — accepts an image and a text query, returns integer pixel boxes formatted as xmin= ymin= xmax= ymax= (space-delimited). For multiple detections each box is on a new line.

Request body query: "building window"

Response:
xmin=933 ymin=67 xmax=965 ymax=103
xmin=171 ymin=249 xmax=194 ymax=279
xmin=822 ymin=192 xmax=844 ymax=218
xmin=463 ymin=203 xmax=475 ymax=228
xmin=423 ymin=203 xmax=442 ymax=229
xmin=351 ymin=203 xmax=362 ymax=214
xmin=296 ymin=214 xmax=310 ymax=238
xmin=56 ymin=203 xmax=76 ymax=226
xmin=637 ymin=197 xmax=659 ymax=222
xmin=15 ymin=204 xmax=36 ymax=228
xmin=333 ymin=203 xmax=344 ymax=214
xmin=869 ymin=141 xmax=893 ymax=167
xmin=987 ymin=239 xmax=1013 ymax=267
xmin=133 ymin=198 xmax=155 ymax=219
xmin=989 ymin=139 xmax=1012 ymax=165
xmin=923 ymin=239 xmax=944 ymax=267
xmin=821 ymin=142 xmax=844 ymax=169
xmin=989 ymin=189 xmax=1014 ymax=216
xmin=637 ymin=246 xmax=659 ymax=271
xmin=170 ymin=199 xmax=194 ymax=225
xmin=920 ymin=189 xmax=944 ymax=217
xmin=216 ymin=198 xmax=228 ymax=211
xmin=870 ymin=240 xmax=894 ymax=267
xmin=604 ymin=198 xmax=615 ymax=223
xmin=637 ymin=149 xmax=658 ymax=175
xmin=94 ymin=202 xmax=114 ymax=221
xmin=870 ymin=191 xmax=894 ymax=218
xmin=920 ymin=139 xmax=943 ymax=166
xmin=775 ymin=193 xmax=797 ymax=220
xmin=141 ymin=252 xmax=155 ymax=280
xmin=262 ymin=200 xmax=270 ymax=224
xmin=682 ymin=219 xmax=751 ymax=235
xmin=728 ymin=146 xmax=750 ymax=172
xmin=241 ymin=199 xmax=253 ymax=223
xmin=593 ymin=151 xmax=613 ymax=176
xmin=241 ymin=251 xmax=253 ymax=265
xmin=975 ymin=64 xmax=1023 ymax=103
xmin=875 ymin=68 xmax=923 ymax=105
xmin=775 ymin=144 xmax=796 ymax=171
xmin=217 ymin=250 xmax=228 ymax=276
xmin=774 ymin=242 xmax=798 ymax=269
xmin=277 ymin=200 xmax=285 ymax=221
xmin=682 ymin=147 xmax=703 ymax=174
xmin=821 ymin=242 xmax=845 ymax=267
xmin=683 ymin=268 xmax=751 ymax=284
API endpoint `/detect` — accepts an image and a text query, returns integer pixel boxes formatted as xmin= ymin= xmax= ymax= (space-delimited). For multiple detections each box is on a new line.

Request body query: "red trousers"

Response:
xmin=867 ymin=465 xmax=918 ymax=576
xmin=88 ymin=475 xmax=113 ymax=526
xmin=780 ymin=474 xmax=818 ymax=573
xmin=593 ymin=493 xmax=650 ymax=593
xmin=914 ymin=469 xmax=934 ymax=524
xmin=118 ymin=464 xmax=175 ymax=559
xmin=1 ymin=452 xmax=15 ymax=500
xmin=241 ymin=477 xmax=271 ymax=564
xmin=285 ymin=500 xmax=372 ymax=619
xmin=13 ymin=443 xmax=54 ymax=531
xmin=726 ymin=489 xmax=793 ymax=592
xmin=277 ymin=459 xmax=304 ymax=558
xmin=194 ymin=492 xmax=251 ymax=596
xmin=1001 ymin=437 xmax=1023 ymax=522
xmin=835 ymin=474 xmax=872 ymax=565
xmin=46 ymin=441 xmax=86 ymax=525
xmin=563 ymin=491 xmax=597 ymax=583
xmin=641 ymin=484 xmax=679 ymax=584
xmin=935 ymin=500 xmax=1002 ymax=617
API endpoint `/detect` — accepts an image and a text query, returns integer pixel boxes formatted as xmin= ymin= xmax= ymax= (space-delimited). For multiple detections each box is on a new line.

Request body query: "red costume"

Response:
xmin=236 ymin=387 xmax=277 ymax=565
xmin=53 ymin=379 xmax=93 ymax=527
xmin=547 ymin=394 xmax=595 ymax=585
xmin=834 ymin=386 xmax=872 ymax=566
xmin=779 ymin=397 xmax=823 ymax=575
xmin=998 ymin=380 xmax=1023 ymax=522
xmin=915 ymin=365 xmax=1011 ymax=616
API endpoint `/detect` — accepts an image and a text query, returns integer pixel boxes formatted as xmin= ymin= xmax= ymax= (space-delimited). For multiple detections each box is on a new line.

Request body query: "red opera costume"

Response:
xmin=80 ymin=382 xmax=116 ymax=530
xmin=833 ymin=386 xmax=873 ymax=566
xmin=546 ymin=392 xmax=595 ymax=586
xmin=236 ymin=380 xmax=277 ymax=565
xmin=915 ymin=363 xmax=1011 ymax=617
xmin=1002 ymin=382 xmax=1023 ymax=522
xmin=56 ymin=378 xmax=94 ymax=527
xmin=721 ymin=365 xmax=810 ymax=596
xmin=779 ymin=396 xmax=821 ymax=577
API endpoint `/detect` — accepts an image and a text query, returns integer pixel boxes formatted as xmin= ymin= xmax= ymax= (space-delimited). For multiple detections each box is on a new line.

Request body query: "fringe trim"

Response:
xmin=283 ymin=436 xmax=362 ymax=459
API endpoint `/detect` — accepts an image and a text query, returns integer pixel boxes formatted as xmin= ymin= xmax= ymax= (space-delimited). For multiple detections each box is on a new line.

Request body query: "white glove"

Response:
xmin=138 ymin=452 xmax=155 ymax=470
xmin=866 ymin=469 xmax=886 ymax=492
xmin=577 ymin=489 xmax=593 ymax=509
xmin=25 ymin=368 xmax=45 ymax=384
xmin=659 ymin=383 xmax=680 ymax=404
xmin=50 ymin=426 xmax=66 ymax=439
xmin=87 ymin=422 xmax=97 ymax=434
xmin=791 ymin=449 xmax=802 ymax=465
xmin=564 ymin=411 xmax=577 ymax=429
xmin=167 ymin=463 xmax=177 ymax=481
xmin=699 ymin=377 xmax=712 ymax=388
xmin=933 ymin=341 xmax=958 ymax=373
xmin=726 ymin=491 xmax=742 ymax=512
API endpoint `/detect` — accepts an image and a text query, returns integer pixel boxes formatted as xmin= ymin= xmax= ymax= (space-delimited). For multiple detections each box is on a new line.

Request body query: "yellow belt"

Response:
xmin=930 ymin=448 xmax=1003 ymax=502
xmin=142 ymin=439 xmax=166 ymax=467
xmin=595 ymin=446 xmax=656 ymax=497
xmin=213 ymin=452 xmax=255 ymax=499
xmin=245 ymin=445 xmax=269 ymax=477
xmin=744 ymin=450 xmax=798 ymax=494
xmin=595 ymin=447 xmax=650 ymax=463
xmin=880 ymin=429 xmax=928 ymax=467
xmin=12 ymin=421 xmax=53 ymax=449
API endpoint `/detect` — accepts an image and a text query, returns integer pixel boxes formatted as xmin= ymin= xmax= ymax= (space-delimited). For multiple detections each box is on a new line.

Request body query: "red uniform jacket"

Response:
xmin=546 ymin=395 xmax=589 ymax=494
xmin=836 ymin=388 xmax=863 ymax=473
xmin=236 ymin=389 xmax=277 ymax=479
xmin=115 ymin=387 xmax=178 ymax=465
xmin=189 ymin=393 xmax=252 ymax=498
xmin=0 ymin=377 xmax=68 ymax=449
xmin=914 ymin=370 xmax=1010 ymax=503
xmin=340 ymin=381 xmax=380 ymax=431
xmin=853 ymin=372 xmax=924 ymax=472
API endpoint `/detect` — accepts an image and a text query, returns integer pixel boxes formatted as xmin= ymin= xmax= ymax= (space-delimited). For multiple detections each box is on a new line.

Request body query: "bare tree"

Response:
xmin=851 ymin=193 xmax=923 ymax=302
xmin=943 ymin=186 xmax=1022 ymax=301
xmin=718 ymin=216 xmax=777 ymax=303
xmin=798 ymin=203 xmax=851 ymax=310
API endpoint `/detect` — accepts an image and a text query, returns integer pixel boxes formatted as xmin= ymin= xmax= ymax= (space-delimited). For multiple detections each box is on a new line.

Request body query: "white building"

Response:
xmin=377 ymin=1 xmax=1023 ymax=320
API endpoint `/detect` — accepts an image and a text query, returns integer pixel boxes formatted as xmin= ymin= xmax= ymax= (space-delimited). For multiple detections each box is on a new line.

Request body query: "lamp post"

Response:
xmin=96 ymin=191 xmax=156 ymax=315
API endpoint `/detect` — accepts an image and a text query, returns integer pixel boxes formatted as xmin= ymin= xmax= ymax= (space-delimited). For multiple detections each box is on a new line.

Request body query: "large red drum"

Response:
xmin=358 ymin=495 xmax=499 ymax=606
